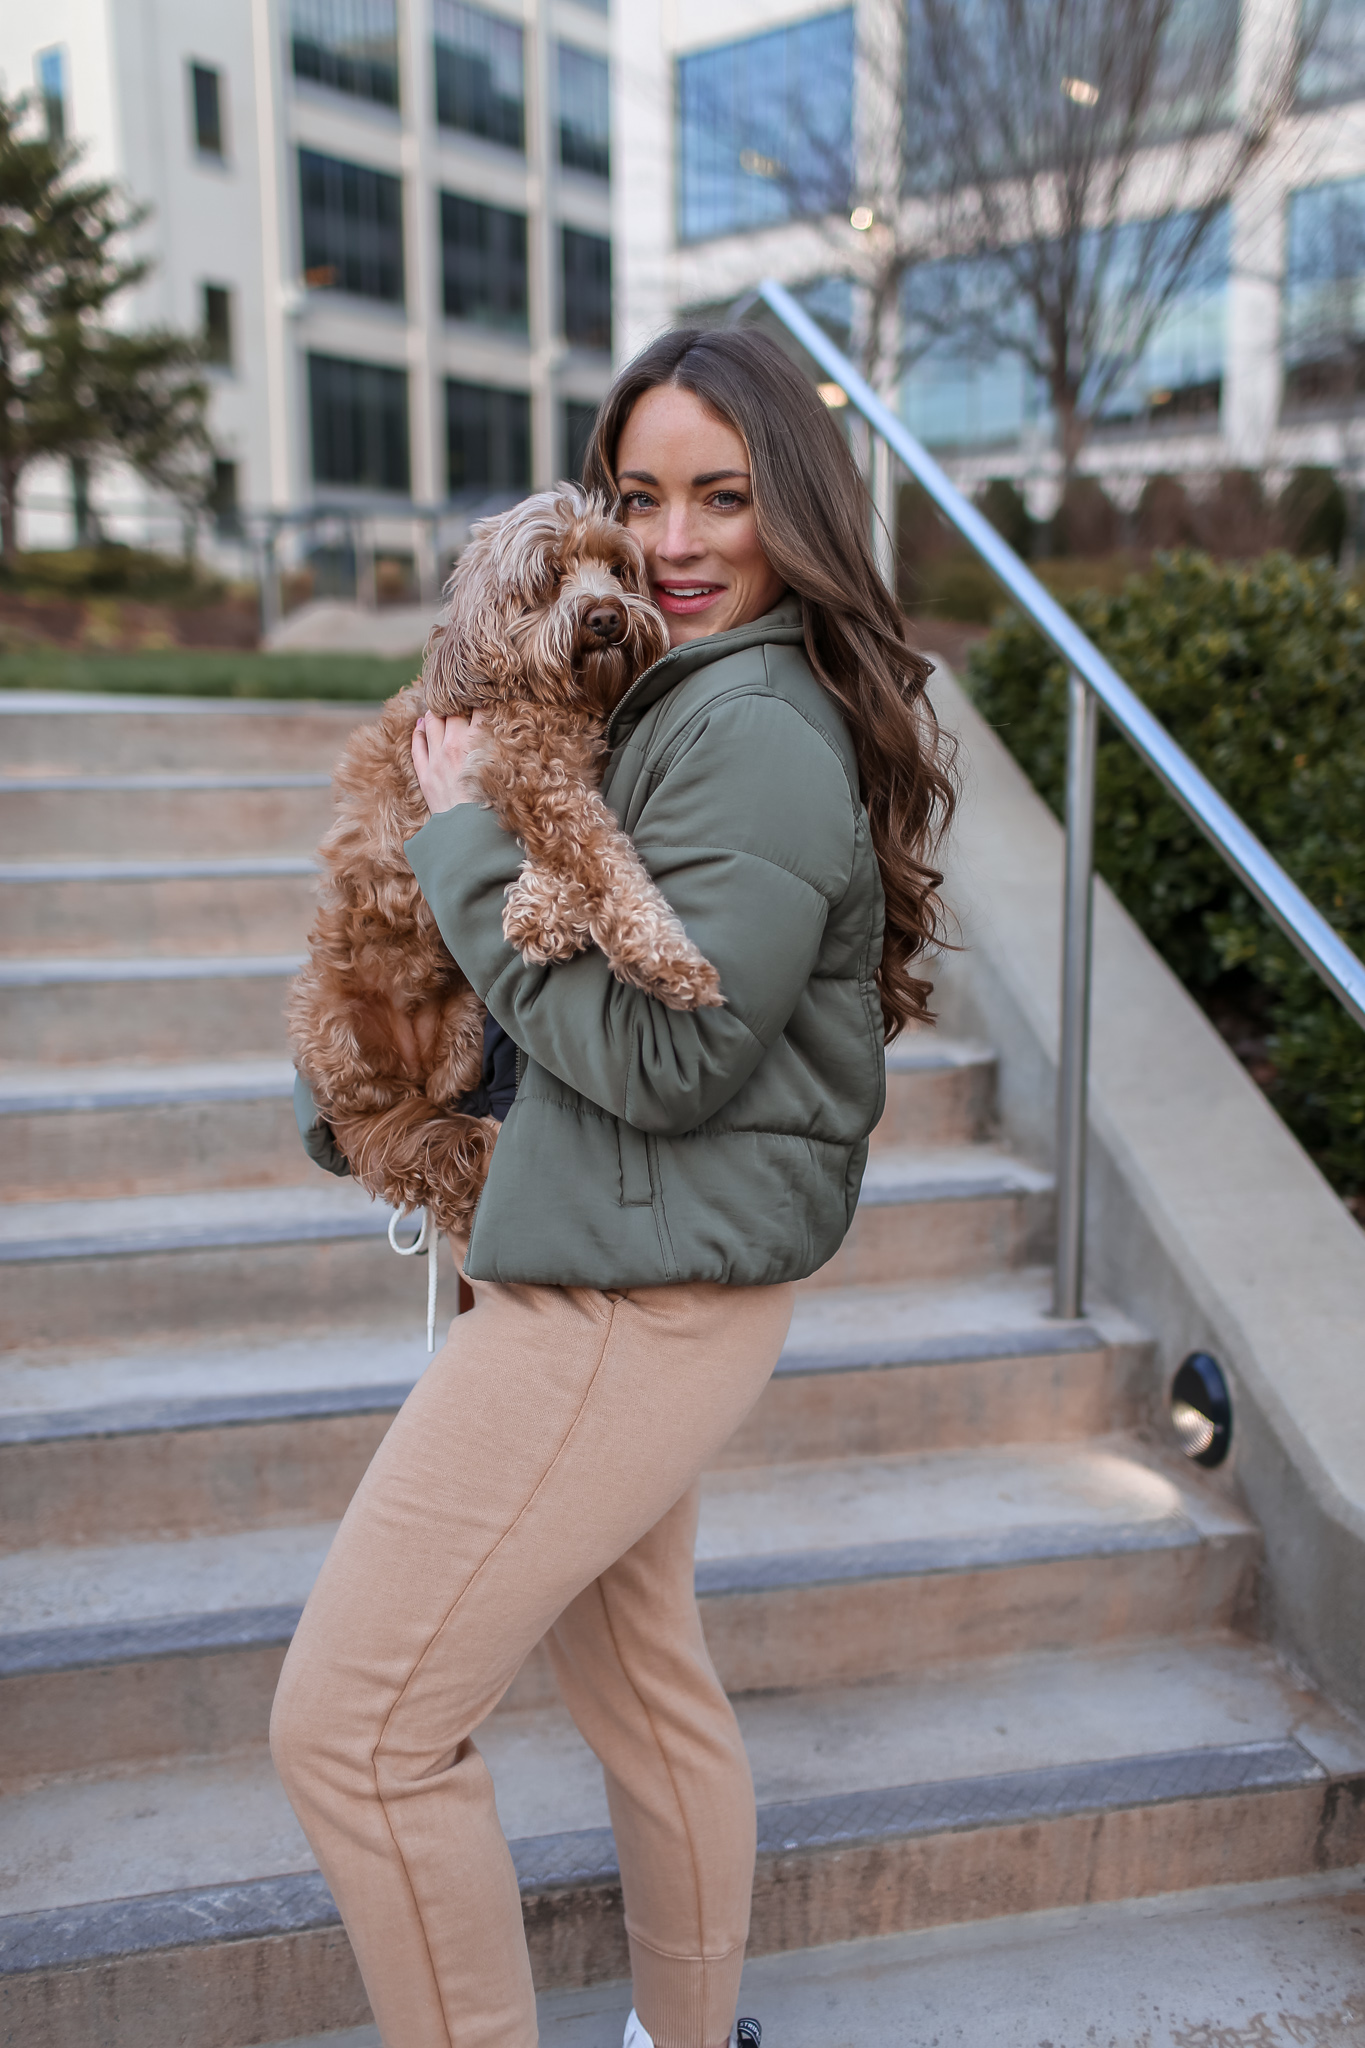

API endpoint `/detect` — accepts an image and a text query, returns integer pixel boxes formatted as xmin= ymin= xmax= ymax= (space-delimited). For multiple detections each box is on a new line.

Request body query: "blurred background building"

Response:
xmin=7 ymin=0 xmax=1365 ymax=570
xmin=0 ymin=0 xmax=614 ymax=595
xmin=615 ymin=0 xmax=1365 ymax=527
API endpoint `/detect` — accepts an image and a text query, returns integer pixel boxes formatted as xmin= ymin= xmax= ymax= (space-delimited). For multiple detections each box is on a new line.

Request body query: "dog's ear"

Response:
xmin=422 ymin=524 xmax=516 ymax=707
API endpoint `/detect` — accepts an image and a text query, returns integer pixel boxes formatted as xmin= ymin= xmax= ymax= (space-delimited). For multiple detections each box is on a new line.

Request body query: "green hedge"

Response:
xmin=964 ymin=551 xmax=1365 ymax=1198
xmin=0 ymin=646 xmax=416 ymax=700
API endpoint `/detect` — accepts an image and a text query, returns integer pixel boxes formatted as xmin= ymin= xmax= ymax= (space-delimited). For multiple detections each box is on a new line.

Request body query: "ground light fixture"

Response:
xmin=1171 ymin=1352 xmax=1232 ymax=1468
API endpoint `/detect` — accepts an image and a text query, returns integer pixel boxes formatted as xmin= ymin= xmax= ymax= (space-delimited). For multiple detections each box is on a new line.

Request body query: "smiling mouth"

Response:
xmin=654 ymin=582 xmax=725 ymax=614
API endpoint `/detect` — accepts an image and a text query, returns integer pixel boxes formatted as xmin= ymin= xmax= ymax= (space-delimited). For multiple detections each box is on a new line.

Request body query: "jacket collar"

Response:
xmin=605 ymin=600 xmax=805 ymax=745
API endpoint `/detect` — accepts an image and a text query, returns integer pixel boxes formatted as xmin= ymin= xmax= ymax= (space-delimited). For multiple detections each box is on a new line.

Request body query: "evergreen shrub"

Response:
xmin=963 ymin=550 xmax=1365 ymax=1198
xmin=0 ymin=546 xmax=225 ymax=603
xmin=976 ymin=478 xmax=1036 ymax=557
xmin=1279 ymin=467 xmax=1347 ymax=563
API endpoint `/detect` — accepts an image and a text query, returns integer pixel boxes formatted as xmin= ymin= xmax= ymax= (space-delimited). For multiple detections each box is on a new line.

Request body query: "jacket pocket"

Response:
xmin=616 ymin=1122 xmax=654 ymax=1207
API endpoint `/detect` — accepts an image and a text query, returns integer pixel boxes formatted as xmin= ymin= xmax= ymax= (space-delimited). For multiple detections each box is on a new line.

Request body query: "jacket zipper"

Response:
xmin=603 ymin=609 xmax=803 ymax=747
xmin=604 ymin=646 xmax=679 ymax=747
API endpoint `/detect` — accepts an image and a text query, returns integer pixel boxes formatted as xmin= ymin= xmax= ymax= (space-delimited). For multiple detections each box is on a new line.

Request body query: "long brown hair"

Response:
xmin=583 ymin=325 xmax=956 ymax=1039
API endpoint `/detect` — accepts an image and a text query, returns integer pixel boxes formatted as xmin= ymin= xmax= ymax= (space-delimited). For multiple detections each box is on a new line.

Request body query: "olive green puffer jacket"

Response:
xmin=397 ymin=601 xmax=885 ymax=1287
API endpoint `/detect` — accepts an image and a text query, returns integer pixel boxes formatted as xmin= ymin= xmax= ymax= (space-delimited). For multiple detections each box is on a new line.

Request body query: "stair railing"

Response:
xmin=749 ymin=277 xmax=1365 ymax=1320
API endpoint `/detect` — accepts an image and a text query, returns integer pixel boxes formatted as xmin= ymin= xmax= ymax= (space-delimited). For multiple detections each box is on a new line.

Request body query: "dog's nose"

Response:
xmin=585 ymin=603 xmax=626 ymax=643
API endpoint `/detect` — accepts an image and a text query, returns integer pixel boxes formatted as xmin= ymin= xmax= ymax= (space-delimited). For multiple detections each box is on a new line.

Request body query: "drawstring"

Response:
xmin=388 ymin=1207 xmax=439 ymax=1351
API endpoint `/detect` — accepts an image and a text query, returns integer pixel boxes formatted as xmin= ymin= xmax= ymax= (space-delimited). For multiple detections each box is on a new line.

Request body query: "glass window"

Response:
xmin=1091 ymin=211 xmax=1228 ymax=430
xmin=1300 ymin=0 xmax=1365 ymax=105
xmin=291 ymin=0 xmax=399 ymax=108
xmin=191 ymin=63 xmax=224 ymax=157
xmin=558 ymin=44 xmax=609 ymax=178
xmin=36 ymin=47 xmax=66 ymax=145
xmin=440 ymin=192 xmax=528 ymax=330
xmin=202 ymin=283 xmax=233 ymax=366
xmin=900 ymin=288 xmax=1050 ymax=455
xmin=446 ymin=379 xmax=532 ymax=494
xmin=563 ymin=399 xmax=599 ymax=480
xmin=210 ymin=459 xmax=241 ymax=536
xmin=299 ymin=148 xmax=405 ymax=303
xmin=1283 ymin=176 xmax=1365 ymax=411
xmin=433 ymin=1 xmax=525 ymax=151
xmin=562 ymin=226 xmax=611 ymax=350
xmin=676 ymin=10 xmax=853 ymax=244
xmin=898 ymin=211 xmax=1228 ymax=452
xmin=309 ymin=353 xmax=410 ymax=489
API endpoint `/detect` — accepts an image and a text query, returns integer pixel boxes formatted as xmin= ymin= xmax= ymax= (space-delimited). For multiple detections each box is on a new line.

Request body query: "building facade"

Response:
xmin=1 ymin=0 xmax=614 ymax=580
xmin=613 ymin=0 xmax=1365 ymax=523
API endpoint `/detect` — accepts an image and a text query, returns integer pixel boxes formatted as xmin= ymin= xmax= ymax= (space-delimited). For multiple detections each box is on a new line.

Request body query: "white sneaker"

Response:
xmin=621 ymin=2013 xmax=761 ymax=2048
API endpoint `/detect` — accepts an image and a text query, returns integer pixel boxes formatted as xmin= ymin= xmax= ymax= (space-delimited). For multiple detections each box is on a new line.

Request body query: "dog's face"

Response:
xmin=422 ymin=485 xmax=669 ymax=719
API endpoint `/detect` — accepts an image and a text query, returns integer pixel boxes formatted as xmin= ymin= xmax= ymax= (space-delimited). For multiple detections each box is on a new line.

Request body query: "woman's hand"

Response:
xmin=412 ymin=710 xmax=488 ymax=815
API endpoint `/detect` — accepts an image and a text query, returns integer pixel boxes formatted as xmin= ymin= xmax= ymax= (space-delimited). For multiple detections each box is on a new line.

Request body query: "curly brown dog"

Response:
xmin=287 ymin=485 xmax=723 ymax=1235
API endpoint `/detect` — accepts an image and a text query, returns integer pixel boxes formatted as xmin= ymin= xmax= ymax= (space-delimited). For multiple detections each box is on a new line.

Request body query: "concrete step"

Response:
xmin=0 ymin=693 xmax=375 ymax=776
xmin=534 ymin=1873 xmax=1365 ymax=2048
xmin=0 ymin=860 xmax=318 ymax=957
xmin=0 ymin=1439 xmax=1257 ymax=1779
xmin=874 ymin=1032 xmax=995 ymax=1149
xmin=0 ymin=1181 xmax=417 ymax=1351
xmin=0 ymin=1060 xmax=299 ymax=1202
xmin=3 ymin=1637 xmax=1361 ymax=2047
xmin=803 ymin=1143 xmax=1053 ymax=1288
xmin=0 ymin=954 xmax=299 ymax=1062
xmin=0 ymin=1043 xmax=991 ymax=1205
xmin=0 ymin=1273 xmax=1149 ymax=1549
xmin=0 ymin=1143 xmax=1055 ymax=1349
xmin=0 ymin=774 xmax=335 ymax=860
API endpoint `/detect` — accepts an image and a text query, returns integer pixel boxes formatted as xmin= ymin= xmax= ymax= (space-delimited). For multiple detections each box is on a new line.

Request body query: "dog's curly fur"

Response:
xmin=287 ymin=484 xmax=722 ymax=1234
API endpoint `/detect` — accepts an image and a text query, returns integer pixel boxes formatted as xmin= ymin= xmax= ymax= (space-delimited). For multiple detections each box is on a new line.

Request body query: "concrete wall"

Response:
xmin=930 ymin=664 xmax=1365 ymax=1717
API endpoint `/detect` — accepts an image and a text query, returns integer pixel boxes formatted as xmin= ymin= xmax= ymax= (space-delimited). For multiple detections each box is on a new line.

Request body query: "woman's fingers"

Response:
xmin=410 ymin=710 xmax=478 ymax=813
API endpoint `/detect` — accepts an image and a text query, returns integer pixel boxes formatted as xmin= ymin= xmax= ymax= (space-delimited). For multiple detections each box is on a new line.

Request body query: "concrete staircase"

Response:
xmin=2 ymin=691 xmax=1363 ymax=2048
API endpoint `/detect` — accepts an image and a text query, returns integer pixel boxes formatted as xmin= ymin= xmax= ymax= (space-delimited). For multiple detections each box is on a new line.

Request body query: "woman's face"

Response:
xmin=615 ymin=383 xmax=788 ymax=647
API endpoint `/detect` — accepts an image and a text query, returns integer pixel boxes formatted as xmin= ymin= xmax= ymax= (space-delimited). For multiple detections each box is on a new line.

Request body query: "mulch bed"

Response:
xmin=0 ymin=591 xmax=259 ymax=651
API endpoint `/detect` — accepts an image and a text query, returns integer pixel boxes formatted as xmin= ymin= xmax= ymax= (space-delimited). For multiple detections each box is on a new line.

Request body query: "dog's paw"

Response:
xmin=606 ymin=931 xmax=725 ymax=1010
xmin=648 ymin=947 xmax=725 ymax=1011
xmin=503 ymin=867 xmax=590 ymax=963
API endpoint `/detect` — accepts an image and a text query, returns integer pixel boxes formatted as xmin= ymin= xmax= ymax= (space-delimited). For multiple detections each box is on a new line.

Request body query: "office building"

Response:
xmin=2 ymin=0 xmax=614 ymax=579
xmin=614 ymin=0 xmax=1365 ymax=519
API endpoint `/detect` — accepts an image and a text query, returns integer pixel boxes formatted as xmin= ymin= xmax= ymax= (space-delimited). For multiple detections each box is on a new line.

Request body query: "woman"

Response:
xmin=273 ymin=327 xmax=955 ymax=2048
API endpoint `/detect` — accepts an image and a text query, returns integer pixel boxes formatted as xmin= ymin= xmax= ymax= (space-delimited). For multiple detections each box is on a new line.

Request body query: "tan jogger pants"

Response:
xmin=270 ymin=1267 xmax=795 ymax=2048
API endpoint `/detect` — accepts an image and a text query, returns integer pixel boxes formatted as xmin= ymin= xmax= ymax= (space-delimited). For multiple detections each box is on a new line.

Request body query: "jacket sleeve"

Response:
xmin=404 ymin=691 xmax=857 ymax=1136
xmin=293 ymin=1069 xmax=353 ymax=1176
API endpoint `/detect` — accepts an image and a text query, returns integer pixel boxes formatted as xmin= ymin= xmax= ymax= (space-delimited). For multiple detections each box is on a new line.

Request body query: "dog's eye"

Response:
xmin=610 ymin=563 xmax=626 ymax=580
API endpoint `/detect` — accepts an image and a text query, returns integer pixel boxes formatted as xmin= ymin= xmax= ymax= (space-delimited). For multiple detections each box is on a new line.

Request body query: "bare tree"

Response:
xmin=895 ymin=0 xmax=1321 ymax=481
xmin=833 ymin=2 xmax=945 ymax=395
xmin=676 ymin=4 xmax=947 ymax=394
xmin=743 ymin=0 xmax=1321 ymax=491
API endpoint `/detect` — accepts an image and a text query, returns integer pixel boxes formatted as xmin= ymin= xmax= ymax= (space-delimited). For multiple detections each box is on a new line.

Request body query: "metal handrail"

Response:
xmin=752 ymin=276 xmax=1365 ymax=1316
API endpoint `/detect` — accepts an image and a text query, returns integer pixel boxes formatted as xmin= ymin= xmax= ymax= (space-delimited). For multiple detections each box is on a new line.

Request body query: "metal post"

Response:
xmin=870 ymin=433 xmax=896 ymax=592
xmin=1053 ymin=668 xmax=1099 ymax=1320
xmin=356 ymin=521 xmax=378 ymax=609
xmin=256 ymin=525 xmax=281 ymax=642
